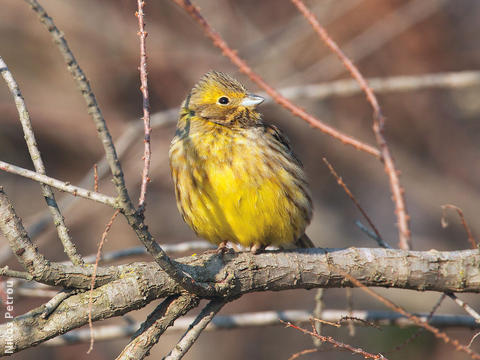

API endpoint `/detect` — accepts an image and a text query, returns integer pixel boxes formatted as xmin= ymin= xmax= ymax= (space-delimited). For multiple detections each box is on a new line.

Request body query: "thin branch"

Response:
xmin=0 ymin=160 xmax=118 ymax=207
xmin=88 ymin=210 xmax=120 ymax=353
xmin=282 ymin=320 xmax=387 ymax=359
xmin=278 ymin=70 xmax=480 ymax=101
xmin=335 ymin=265 xmax=480 ymax=359
xmin=93 ymin=164 xmax=99 ymax=192
xmin=164 ymin=299 xmax=227 ymax=360
xmin=288 ymin=348 xmax=318 ymax=360
xmin=170 ymin=0 xmax=380 ymax=158
xmin=42 ymin=289 xmax=81 ymax=319
xmin=323 ymin=157 xmax=385 ymax=247
xmin=355 ymin=221 xmax=392 ymax=249
xmin=116 ymin=295 xmax=199 ymax=360
xmin=0 ymin=56 xmax=83 ymax=266
xmin=446 ymin=293 xmax=480 ymax=323
xmin=291 ymin=0 xmax=411 ymax=251
xmin=136 ymin=0 xmax=152 ymax=211
xmin=81 ymin=241 xmax=215 ymax=264
xmin=386 ymin=293 xmax=445 ymax=354
xmin=0 ymin=267 xmax=33 ymax=281
xmin=287 ymin=0 xmax=448 ymax=83
xmin=312 ymin=288 xmax=324 ymax=347
xmin=441 ymin=204 xmax=478 ymax=249
xmin=44 ymin=309 xmax=480 ymax=346
xmin=23 ymin=0 xmax=131 ymax=206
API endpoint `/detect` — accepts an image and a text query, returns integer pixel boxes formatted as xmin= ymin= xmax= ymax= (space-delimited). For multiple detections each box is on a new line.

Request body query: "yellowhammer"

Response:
xmin=169 ymin=71 xmax=313 ymax=253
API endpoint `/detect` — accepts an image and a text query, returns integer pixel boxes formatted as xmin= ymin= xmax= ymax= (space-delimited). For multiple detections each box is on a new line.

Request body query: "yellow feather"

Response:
xmin=169 ymin=71 xmax=312 ymax=249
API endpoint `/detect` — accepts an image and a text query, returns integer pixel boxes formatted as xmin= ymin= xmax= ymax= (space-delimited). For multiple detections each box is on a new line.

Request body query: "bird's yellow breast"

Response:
xmin=169 ymin=119 xmax=311 ymax=247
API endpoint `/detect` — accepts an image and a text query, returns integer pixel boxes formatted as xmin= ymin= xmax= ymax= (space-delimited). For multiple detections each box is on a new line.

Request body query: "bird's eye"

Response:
xmin=218 ymin=96 xmax=230 ymax=105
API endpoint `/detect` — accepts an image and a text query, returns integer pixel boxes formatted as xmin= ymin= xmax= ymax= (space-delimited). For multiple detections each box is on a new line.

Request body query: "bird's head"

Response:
xmin=183 ymin=71 xmax=264 ymax=125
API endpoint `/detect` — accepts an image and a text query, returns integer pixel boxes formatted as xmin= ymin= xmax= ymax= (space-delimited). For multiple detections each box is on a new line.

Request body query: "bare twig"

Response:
xmin=282 ymin=320 xmax=387 ymax=359
xmin=44 ymin=309 xmax=480 ymax=346
xmin=446 ymin=293 xmax=480 ymax=323
xmin=386 ymin=293 xmax=445 ymax=354
xmin=355 ymin=221 xmax=392 ymax=249
xmin=288 ymin=348 xmax=318 ymax=360
xmin=93 ymin=164 xmax=98 ymax=192
xmin=0 ymin=56 xmax=83 ymax=266
xmin=335 ymin=265 xmax=480 ymax=359
xmin=278 ymin=70 xmax=480 ymax=101
xmin=291 ymin=0 xmax=411 ymax=250
xmin=164 ymin=299 xmax=227 ymax=360
xmin=88 ymin=209 xmax=120 ymax=353
xmin=323 ymin=158 xmax=385 ymax=247
xmin=136 ymin=0 xmax=152 ymax=211
xmin=287 ymin=0 xmax=448 ymax=84
xmin=42 ymin=289 xmax=81 ymax=319
xmin=170 ymin=0 xmax=381 ymax=158
xmin=468 ymin=333 xmax=480 ymax=349
xmin=24 ymin=0 xmax=131 ymax=206
xmin=0 ymin=267 xmax=33 ymax=281
xmin=0 ymin=160 xmax=118 ymax=207
xmin=441 ymin=204 xmax=478 ymax=249
xmin=312 ymin=288 xmax=324 ymax=347
xmin=116 ymin=295 xmax=199 ymax=360
xmin=81 ymin=241 xmax=215 ymax=264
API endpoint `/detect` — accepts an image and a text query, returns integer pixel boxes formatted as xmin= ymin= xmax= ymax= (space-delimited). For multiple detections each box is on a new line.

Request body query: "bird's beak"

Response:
xmin=240 ymin=94 xmax=264 ymax=107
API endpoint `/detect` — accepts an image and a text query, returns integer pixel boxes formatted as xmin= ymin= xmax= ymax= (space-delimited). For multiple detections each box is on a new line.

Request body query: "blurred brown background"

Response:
xmin=1 ymin=0 xmax=480 ymax=359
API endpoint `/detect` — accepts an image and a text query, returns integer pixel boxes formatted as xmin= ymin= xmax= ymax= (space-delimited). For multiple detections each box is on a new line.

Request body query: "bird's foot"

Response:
xmin=216 ymin=241 xmax=230 ymax=254
xmin=250 ymin=243 xmax=266 ymax=254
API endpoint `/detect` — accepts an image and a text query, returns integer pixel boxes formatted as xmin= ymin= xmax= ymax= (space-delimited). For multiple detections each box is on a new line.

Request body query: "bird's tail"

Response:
xmin=295 ymin=233 xmax=315 ymax=248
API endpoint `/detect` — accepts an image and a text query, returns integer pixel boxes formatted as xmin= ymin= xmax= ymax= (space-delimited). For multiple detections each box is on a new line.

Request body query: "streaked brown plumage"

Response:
xmin=169 ymin=71 xmax=313 ymax=252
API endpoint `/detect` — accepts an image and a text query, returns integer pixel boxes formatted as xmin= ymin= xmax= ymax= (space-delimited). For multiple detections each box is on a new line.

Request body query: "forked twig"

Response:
xmin=291 ymin=0 xmax=411 ymax=250
xmin=0 ymin=56 xmax=83 ymax=266
xmin=282 ymin=320 xmax=386 ymax=359
xmin=0 ymin=160 xmax=117 ymax=207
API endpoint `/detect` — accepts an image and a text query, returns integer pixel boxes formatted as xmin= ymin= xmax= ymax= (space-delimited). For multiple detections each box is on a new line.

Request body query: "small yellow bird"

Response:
xmin=169 ymin=71 xmax=313 ymax=253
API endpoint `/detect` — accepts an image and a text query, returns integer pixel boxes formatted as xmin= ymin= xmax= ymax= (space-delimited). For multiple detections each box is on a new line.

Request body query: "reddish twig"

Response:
xmin=441 ymin=204 xmax=478 ymax=249
xmin=170 ymin=0 xmax=380 ymax=158
xmin=291 ymin=0 xmax=411 ymax=250
xmin=87 ymin=209 xmax=120 ymax=354
xmin=93 ymin=163 xmax=98 ymax=193
xmin=287 ymin=348 xmax=318 ymax=360
xmin=282 ymin=320 xmax=387 ymax=359
xmin=136 ymin=0 xmax=152 ymax=211
xmin=386 ymin=293 xmax=446 ymax=354
xmin=334 ymin=265 xmax=480 ymax=359
xmin=323 ymin=157 xmax=388 ymax=248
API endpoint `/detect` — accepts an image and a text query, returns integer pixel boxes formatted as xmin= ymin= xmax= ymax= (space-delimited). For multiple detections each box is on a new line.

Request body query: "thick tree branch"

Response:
xmin=1 ymin=248 xmax=479 ymax=355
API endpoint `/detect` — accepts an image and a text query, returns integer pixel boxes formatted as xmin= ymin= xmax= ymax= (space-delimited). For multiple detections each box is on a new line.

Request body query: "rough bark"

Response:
xmin=1 ymin=247 xmax=479 ymax=355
